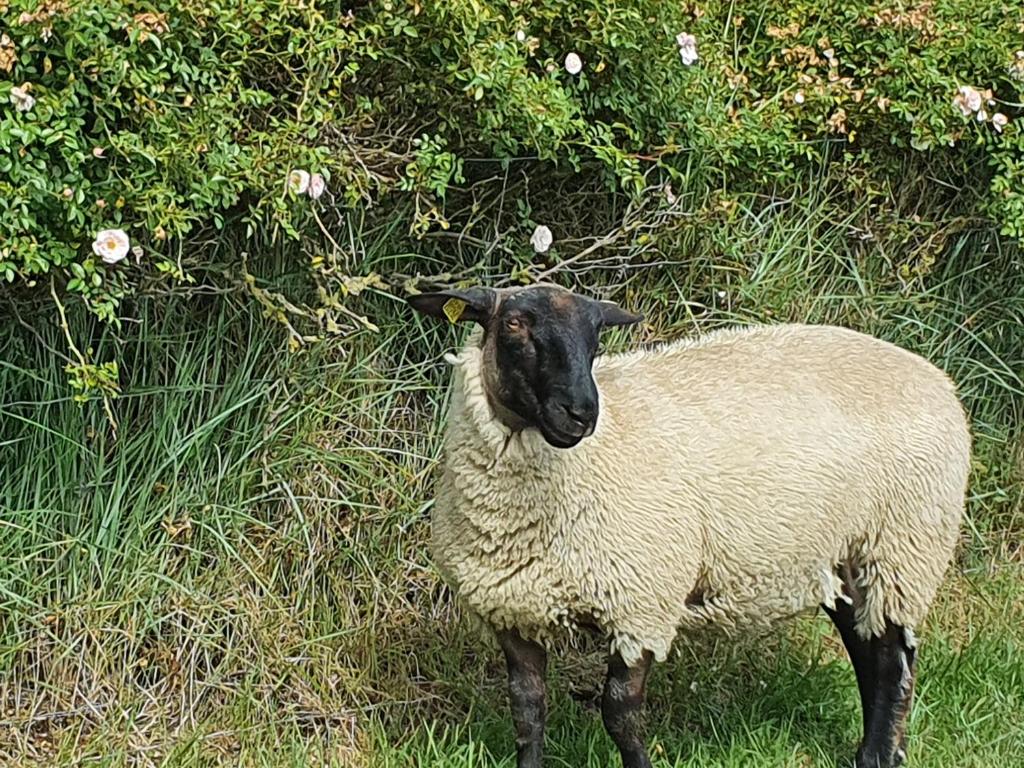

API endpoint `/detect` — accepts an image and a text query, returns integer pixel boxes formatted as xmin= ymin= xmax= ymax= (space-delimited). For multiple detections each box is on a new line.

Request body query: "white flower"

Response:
xmin=288 ymin=169 xmax=310 ymax=194
xmin=131 ymin=245 xmax=144 ymax=262
xmin=564 ymin=52 xmax=582 ymax=75
xmin=993 ymin=112 xmax=1009 ymax=133
xmin=976 ymin=109 xmax=988 ymax=122
xmin=663 ymin=183 xmax=676 ymax=204
xmin=515 ymin=29 xmax=526 ymax=42
xmin=530 ymin=224 xmax=553 ymax=254
xmin=10 ymin=84 xmax=35 ymax=113
xmin=308 ymin=173 xmax=326 ymax=200
xmin=676 ymin=32 xmax=699 ymax=66
xmin=963 ymin=87 xmax=982 ymax=111
xmin=953 ymin=85 xmax=982 ymax=116
xmin=41 ymin=26 xmax=53 ymax=42
xmin=793 ymin=90 xmax=806 ymax=104
xmin=92 ymin=229 xmax=130 ymax=265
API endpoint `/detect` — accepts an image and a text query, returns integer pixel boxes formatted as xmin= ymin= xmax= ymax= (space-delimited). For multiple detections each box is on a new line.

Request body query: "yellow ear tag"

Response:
xmin=442 ymin=298 xmax=467 ymax=325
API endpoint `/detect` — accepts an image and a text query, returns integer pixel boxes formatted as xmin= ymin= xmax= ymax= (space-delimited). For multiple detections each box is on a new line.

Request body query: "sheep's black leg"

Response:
xmin=823 ymin=600 xmax=877 ymax=733
xmin=824 ymin=602 xmax=917 ymax=768
xmin=602 ymin=650 xmax=653 ymax=768
xmin=497 ymin=629 xmax=548 ymax=768
xmin=855 ymin=622 xmax=917 ymax=768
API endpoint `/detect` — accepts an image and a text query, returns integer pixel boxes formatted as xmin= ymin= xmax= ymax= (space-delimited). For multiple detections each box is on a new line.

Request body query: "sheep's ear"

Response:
xmin=593 ymin=299 xmax=643 ymax=328
xmin=407 ymin=287 xmax=496 ymax=326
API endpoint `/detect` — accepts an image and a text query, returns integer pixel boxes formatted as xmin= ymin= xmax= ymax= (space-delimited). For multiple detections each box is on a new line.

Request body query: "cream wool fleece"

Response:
xmin=431 ymin=323 xmax=970 ymax=666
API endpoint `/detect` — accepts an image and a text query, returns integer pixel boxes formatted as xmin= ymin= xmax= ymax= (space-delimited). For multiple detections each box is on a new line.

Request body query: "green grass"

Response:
xmin=365 ymin=562 xmax=1024 ymax=768
xmin=1 ymin=172 xmax=1022 ymax=766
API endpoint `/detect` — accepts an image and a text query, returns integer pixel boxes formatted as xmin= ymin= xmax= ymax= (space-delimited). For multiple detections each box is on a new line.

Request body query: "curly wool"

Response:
xmin=431 ymin=324 xmax=970 ymax=666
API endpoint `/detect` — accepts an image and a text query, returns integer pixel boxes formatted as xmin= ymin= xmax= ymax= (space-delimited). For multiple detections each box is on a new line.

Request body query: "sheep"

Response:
xmin=408 ymin=283 xmax=970 ymax=768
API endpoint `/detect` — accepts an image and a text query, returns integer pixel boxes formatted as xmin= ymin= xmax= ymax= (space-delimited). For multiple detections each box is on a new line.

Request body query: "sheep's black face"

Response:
xmin=489 ymin=287 xmax=605 ymax=448
xmin=408 ymin=285 xmax=642 ymax=449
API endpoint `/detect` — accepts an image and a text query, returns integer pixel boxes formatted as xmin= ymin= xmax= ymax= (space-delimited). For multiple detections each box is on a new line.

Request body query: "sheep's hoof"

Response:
xmin=854 ymin=745 xmax=907 ymax=768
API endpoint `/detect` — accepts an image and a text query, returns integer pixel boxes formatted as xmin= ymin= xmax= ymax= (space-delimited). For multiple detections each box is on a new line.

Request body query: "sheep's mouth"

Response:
xmin=537 ymin=419 xmax=593 ymax=449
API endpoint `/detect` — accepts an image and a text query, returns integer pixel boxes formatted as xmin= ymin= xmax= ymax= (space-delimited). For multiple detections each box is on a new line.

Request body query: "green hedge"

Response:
xmin=1 ymin=0 xmax=1022 ymax=318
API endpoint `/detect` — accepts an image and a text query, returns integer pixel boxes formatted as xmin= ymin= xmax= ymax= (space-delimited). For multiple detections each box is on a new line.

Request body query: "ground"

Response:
xmin=366 ymin=557 xmax=1023 ymax=768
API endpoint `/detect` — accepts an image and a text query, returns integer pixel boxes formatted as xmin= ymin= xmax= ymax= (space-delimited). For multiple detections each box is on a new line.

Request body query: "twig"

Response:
xmin=49 ymin=279 xmax=118 ymax=439
xmin=529 ymin=228 xmax=633 ymax=283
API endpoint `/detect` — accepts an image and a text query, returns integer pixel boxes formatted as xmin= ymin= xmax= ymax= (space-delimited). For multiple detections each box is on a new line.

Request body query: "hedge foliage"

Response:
xmin=1 ymin=0 xmax=1022 ymax=320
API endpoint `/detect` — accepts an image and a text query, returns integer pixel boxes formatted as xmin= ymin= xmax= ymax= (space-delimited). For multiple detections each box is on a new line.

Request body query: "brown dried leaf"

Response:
xmin=0 ymin=34 xmax=15 ymax=73
xmin=767 ymin=22 xmax=800 ymax=39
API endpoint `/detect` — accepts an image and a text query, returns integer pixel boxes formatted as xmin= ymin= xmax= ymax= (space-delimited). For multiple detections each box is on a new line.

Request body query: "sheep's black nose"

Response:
xmin=562 ymin=401 xmax=597 ymax=428
xmin=563 ymin=404 xmax=589 ymax=426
